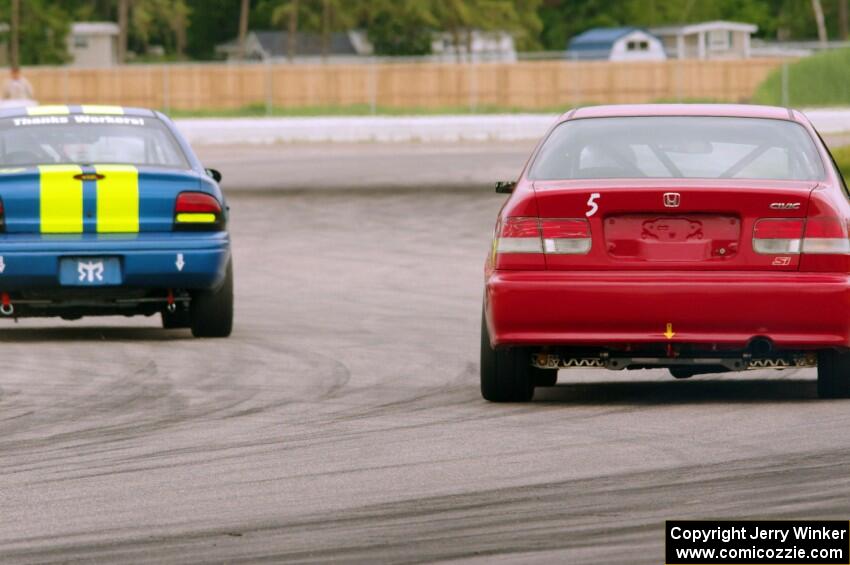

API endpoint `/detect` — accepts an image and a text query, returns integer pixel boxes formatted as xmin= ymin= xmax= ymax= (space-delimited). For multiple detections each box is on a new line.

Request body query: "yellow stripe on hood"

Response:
xmin=94 ymin=165 xmax=139 ymax=233
xmin=39 ymin=165 xmax=83 ymax=233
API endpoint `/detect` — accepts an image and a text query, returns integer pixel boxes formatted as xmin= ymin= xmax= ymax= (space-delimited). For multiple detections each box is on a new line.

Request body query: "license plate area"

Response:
xmin=604 ymin=214 xmax=740 ymax=262
xmin=59 ymin=257 xmax=122 ymax=286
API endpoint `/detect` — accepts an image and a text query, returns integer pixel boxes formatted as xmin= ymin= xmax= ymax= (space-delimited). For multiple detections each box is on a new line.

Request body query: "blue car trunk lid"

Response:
xmin=0 ymin=165 xmax=201 ymax=234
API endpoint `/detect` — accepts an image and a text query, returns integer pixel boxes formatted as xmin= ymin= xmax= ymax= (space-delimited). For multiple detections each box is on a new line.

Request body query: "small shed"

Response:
xmin=567 ymin=27 xmax=666 ymax=61
xmin=67 ymin=22 xmax=120 ymax=67
xmin=650 ymin=21 xmax=758 ymax=60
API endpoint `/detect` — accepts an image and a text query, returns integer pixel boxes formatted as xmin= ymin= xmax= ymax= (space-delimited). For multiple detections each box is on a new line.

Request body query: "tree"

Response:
xmin=512 ymin=0 xmax=544 ymax=51
xmin=539 ymin=0 xmax=624 ymax=51
xmin=185 ymin=0 xmax=241 ymax=60
xmin=270 ymin=0 xmax=323 ymax=60
xmin=430 ymin=0 xmax=541 ymax=60
xmin=0 ymin=0 xmax=71 ymax=64
xmin=352 ymin=0 xmax=542 ymax=57
xmin=321 ymin=0 xmax=330 ymax=58
xmin=238 ymin=0 xmax=250 ymax=59
xmin=271 ymin=0 xmax=301 ymax=61
xmin=357 ymin=0 xmax=437 ymax=56
xmin=10 ymin=0 xmax=18 ymax=68
xmin=811 ymin=0 xmax=827 ymax=46
xmin=432 ymin=0 xmax=475 ymax=61
xmin=127 ymin=0 xmax=191 ymax=58
xmin=318 ymin=0 xmax=354 ymax=58
xmin=118 ymin=0 xmax=129 ymax=63
xmin=268 ymin=0 xmax=353 ymax=61
xmin=174 ymin=3 xmax=189 ymax=56
xmin=266 ymin=0 xmax=354 ymax=61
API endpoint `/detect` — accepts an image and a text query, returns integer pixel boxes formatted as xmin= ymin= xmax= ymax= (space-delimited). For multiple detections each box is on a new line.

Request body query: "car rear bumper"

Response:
xmin=0 ymin=232 xmax=230 ymax=290
xmin=485 ymin=270 xmax=850 ymax=349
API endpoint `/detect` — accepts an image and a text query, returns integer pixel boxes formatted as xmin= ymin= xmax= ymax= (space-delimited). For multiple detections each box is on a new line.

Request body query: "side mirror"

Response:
xmin=205 ymin=168 xmax=223 ymax=183
xmin=495 ymin=180 xmax=516 ymax=194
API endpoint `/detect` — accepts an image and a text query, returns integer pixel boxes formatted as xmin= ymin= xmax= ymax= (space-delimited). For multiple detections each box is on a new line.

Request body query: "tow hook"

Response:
xmin=166 ymin=289 xmax=177 ymax=313
xmin=0 ymin=292 xmax=14 ymax=316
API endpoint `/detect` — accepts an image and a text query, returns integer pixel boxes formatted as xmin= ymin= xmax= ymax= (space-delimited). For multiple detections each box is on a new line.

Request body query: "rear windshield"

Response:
xmin=529 ymin=116 xmax=825 ymax=181
xmin=0 ymin=114 xmax=189 ymax=168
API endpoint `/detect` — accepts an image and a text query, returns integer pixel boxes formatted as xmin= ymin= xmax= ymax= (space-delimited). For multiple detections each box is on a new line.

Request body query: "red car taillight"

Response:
xmin=801 ymin=216 xmax=850 ymax=254
xmin=754 ymin=214 xmax=850 ymax=272
xmin=541 ymin=219 xmax=592 ymax=254
xmin=496 ymin=217 xmax=542 ymax=253
xmin=494 ymin=217 xmax=590 ymax=268
xmin=798 ymin=215 xmax=850 ymax=272
xmin=752 ymin=218 xmax=804 ymax=254
xmin=174 ymin=192 xmax=224 ymax=231
xmin=753 ymin=217 xmax=850 ymax=255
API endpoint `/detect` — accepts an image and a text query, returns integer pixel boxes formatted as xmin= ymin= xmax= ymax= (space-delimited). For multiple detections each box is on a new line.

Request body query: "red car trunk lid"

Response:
xmin=533 ymin=179 xmax=818 ymax=271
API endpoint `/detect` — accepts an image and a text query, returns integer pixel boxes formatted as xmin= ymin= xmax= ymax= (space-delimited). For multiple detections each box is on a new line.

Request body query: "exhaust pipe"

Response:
xmin=0 ymin=292 xmax=13 ymax=316
xmin=749 ymin=337 xmax=774 ymax=357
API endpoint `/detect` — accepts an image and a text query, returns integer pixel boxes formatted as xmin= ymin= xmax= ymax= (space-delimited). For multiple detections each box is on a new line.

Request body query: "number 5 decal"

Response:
xmin=586 ymin=193 xmax=600 ymax=217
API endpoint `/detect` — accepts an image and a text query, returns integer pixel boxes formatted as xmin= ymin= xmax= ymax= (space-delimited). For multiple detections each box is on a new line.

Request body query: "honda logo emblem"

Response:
xmin=663 ymin=193 xmax=680 ymax=208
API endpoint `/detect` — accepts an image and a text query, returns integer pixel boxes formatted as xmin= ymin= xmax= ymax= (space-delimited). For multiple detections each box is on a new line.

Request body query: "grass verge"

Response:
xmin=168 ymin=103 xmax=572 ymax=118
xmin=753 ymin=48 xmax=850 ymax=107
xmin=832 ymin=145 xmax=850 ymax=179
xmin=166 ymin=98 xmax=721 ymax=118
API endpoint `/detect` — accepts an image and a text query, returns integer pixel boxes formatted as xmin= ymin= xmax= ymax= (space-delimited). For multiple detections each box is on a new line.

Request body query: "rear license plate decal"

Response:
xmin=59 ymin=257 xmax=122 ymax=286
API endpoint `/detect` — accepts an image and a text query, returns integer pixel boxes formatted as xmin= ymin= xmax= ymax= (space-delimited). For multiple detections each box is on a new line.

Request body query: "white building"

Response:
xmin=217 ymin=29 xmax=516 ymax=64
xmin=650 ymin=21 xmax=758 ymax=60
xmin=567 ymin=27 xmax=667 ymax=61
xmin=67 ymin=22 xmax=120 ymax=67
xmin=430 ymin=30 xmax=517 ymax=63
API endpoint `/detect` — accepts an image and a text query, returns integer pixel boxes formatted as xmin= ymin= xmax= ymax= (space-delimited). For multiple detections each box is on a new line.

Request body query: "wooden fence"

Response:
xmin=19 ymin=58 xmax=790 ymax=112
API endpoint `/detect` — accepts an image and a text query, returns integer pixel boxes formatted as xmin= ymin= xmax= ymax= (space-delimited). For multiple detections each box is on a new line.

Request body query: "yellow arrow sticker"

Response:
xmin=664 ymin=323 xmax=675 ymax=339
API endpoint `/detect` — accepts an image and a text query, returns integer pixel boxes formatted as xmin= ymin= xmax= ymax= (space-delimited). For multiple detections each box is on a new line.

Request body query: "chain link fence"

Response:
xmin=14 ymin=44 xmax=850 ymax=114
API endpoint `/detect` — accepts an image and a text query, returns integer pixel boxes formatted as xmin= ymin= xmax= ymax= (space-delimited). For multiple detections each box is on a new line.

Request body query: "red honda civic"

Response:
xmin=482 ymin=104 xmax=850 ymax=401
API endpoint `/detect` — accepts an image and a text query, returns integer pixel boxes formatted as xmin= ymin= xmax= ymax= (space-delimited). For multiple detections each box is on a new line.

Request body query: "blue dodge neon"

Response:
xmin=0 ymin=105 xmax=232 ymax=337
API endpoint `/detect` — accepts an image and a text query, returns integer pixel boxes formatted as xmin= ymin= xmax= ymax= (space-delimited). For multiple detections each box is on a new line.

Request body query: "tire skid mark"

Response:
xmin=4 ymin=448 xmax=850 ymax=564
xmin=0 ymin=335 xmax=354 ymax=484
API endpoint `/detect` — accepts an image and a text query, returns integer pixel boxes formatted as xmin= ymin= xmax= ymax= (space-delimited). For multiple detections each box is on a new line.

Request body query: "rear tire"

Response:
xmin=190 ymin=259 xmax=234 ymax=338
xmin=817 ymin=349 xmax=850 ymax=398
xmin=480 ymin=312 xmax=534 ymax=402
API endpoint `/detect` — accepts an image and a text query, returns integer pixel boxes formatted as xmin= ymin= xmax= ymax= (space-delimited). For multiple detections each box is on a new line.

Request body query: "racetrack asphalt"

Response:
xmin=195 ymin=134 xmax=850 ymax=192
xmin=1 ymin=143 xmax=850 ymax=564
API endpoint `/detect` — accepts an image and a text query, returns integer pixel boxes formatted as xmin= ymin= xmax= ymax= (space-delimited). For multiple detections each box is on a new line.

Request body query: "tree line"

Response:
xmin=0 ymin=0 xmax=847 ymax=65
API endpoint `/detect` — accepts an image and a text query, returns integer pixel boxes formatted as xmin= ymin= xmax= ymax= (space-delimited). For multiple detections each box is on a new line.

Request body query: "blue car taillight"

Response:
xmin=174 ymin=192 xmax=225 ymax=231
